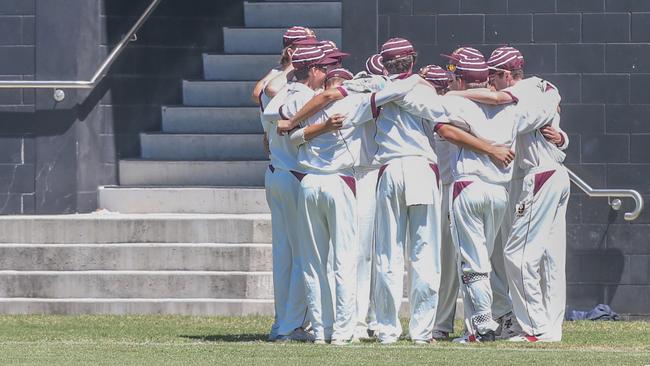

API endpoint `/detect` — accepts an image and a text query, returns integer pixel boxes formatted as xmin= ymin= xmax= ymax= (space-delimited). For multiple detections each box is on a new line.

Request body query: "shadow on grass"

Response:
xmin=180 ymin=334 xmax=268 ymax=342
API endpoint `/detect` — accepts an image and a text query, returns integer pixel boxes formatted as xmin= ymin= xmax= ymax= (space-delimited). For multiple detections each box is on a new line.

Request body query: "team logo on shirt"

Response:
xmin=516 ymin=202 xmax=527 ymax=217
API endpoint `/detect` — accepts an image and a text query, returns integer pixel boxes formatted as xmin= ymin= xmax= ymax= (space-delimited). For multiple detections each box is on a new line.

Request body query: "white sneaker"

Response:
xmin=413 ymin=338 xmax=436 ymax=345
xmin=496 ymin=312 xmax=523 ymax=340
xmin=331 ymin=338 xmax=355 ymax=346
xmin=353 ymin=327 xmax=375 ymax=341
xmin=431 ymin=330 xmax=450 ymax=340
xmin=378 ymin=337 xmax=398 ymax=345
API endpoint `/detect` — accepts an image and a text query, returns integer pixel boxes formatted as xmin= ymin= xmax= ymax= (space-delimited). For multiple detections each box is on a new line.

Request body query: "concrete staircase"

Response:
xmin=0 ymin=1 xmax=343 ymax=315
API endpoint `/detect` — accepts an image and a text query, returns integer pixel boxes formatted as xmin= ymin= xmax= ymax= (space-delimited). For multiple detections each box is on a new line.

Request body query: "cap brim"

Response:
xmin=317 ymin=57 xmax=340 ymax=66
xmin=328 ymin=51 xmax=350 ymax=59
xmin=440 ymin=53 xmax=460 ymax=62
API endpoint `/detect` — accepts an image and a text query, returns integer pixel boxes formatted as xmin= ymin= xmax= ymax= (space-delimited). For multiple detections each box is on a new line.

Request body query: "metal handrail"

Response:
xmin=0 ymin=0 xmax=162 ymax=96
xmin=567 ymin=168 xmax=644 ymax=221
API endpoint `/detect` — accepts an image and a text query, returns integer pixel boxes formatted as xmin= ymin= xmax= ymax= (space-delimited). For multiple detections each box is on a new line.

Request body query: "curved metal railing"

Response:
xmin=567 ymin=168 xmax=644 ymax=221
xmin=0 ymin=0 xmax=162 ymax=98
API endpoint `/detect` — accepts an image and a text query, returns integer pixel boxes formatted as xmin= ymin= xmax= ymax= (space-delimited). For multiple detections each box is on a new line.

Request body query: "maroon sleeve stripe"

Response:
xmin=371 ymin=93 xmax=379 ymax=119
xmin=337 ymin=86 xmax=348 ymax=98
xmin=502 ymin=91 xmax=518 ymax=104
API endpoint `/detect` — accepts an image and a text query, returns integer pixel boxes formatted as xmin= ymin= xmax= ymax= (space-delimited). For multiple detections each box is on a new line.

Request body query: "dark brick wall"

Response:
xmin=0 ymin=0 xmax=243 ymax=214
xmin=371 ymin=0 xmax=650 ymax=314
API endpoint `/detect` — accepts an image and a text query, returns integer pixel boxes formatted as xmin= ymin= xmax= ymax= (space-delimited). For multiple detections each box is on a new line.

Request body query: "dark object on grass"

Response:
xmin=566 ymin=304 xmax=620 ymax=321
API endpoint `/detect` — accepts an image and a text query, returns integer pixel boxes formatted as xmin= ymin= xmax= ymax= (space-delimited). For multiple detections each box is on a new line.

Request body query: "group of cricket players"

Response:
xmin=253 ymin=25 xmax=570 ymax=345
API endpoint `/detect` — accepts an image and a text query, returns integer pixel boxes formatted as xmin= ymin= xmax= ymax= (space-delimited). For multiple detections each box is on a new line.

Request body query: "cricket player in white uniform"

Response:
xmin=456 ymin=46 xmax=570 ymax=341
xmin=363 ymin=38 xmax=444 ymax=345
xmin=260 ymin=44 xmax=339 ymax=342
xmin=393 ymin=48 xmax=560 ymax=342
xmin=273 ymin=46 xmax=346 ymax=343
xmin=289 ymin=67 xmax=387 ymax=345
xmin=255 ymin=26 xmax=319 ymax=342
xmin=419 ymin=65 xmax=459 ymax=340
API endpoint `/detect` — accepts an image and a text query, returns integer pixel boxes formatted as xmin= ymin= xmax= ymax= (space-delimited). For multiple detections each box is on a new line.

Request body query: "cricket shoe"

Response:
xmin=508 ymin=334 xmax=541 ymax=343
xmin=353 ymin=327 xmax=375 ymax=341
xmin=277 ymin=328 xmax=315 ymax=342
xmin=475 ymin=330 xmax=496 ymax=342
xmin=496 ymin=312 xmax=523 ymax=340
xmin=451 ymin=332 xmax=477 ymax=344
xmin=267 ymin=324 xmax=280 ymax=342
xmin=413 ymin=338 xmax=437 ymax=345
xmin=378 ymin=336 xmax=399 ymax=345
xmin=431 ymin=330 xmax=450 ymax=340
xmin=331 ymin=338 xmax=356 ymax=346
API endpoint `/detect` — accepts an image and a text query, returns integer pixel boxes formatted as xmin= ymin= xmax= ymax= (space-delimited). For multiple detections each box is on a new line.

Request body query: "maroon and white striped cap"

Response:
xmin=380 ymin=38 xmax=416 ymax=61
xmin=326 ymin=68 xmax=354 ymax=81
xmin=420 ymin=65 xmax=452 ymax=90
xmin=319 ymin=40 xmax=350 ymax=60
xmin=487 ymin=46 xmax=525 ymax=71
xmin=442 ymin=47 xmax=488 ymax=83
xmin=291 ymin=46 xmax=337 ymax=70
xmin=365 ymin=54 xmax=384 ymax=75
xmin=283 ymin=26 xmax=318 ymax=48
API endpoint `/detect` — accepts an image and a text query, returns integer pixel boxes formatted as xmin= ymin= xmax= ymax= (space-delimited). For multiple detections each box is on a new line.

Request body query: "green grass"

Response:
xmin=0 ymin=315 xmax=648 ymax=365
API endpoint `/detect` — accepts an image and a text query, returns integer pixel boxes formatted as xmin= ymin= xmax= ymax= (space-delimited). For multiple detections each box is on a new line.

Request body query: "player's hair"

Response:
xmin=383 ymin=55 xmax=416 ymax=74
xmin=511 ymin=68 xmax=524 ymax=80
xmin=326 ymin=77 xmax=346 ymax=89
xmin=294 ymin=66 xmax=311 ymax=81
xmin=279 ymin=46 xmax=293 ymax=68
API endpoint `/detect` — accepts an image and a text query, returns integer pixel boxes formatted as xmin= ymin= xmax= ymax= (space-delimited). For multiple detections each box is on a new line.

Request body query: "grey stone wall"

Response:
xmin=0 ymin=0 xmax=243 ymax=214
xmin=344 ymin=0 xmax=650 ymax=314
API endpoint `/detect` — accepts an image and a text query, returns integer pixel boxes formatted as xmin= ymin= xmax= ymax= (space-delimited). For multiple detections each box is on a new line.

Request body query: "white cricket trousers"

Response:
xmin=434 ymin=183 xmax=459 ymax=334
xmin=265 ymin=166 xmax=308 ymax=336
xmin=297 ymin=173 xmax=358 ymax=341
xmin=449 ymin=177 xmax=508 ymax=335
xmin=505 ymin=167 xmax=570 ymax=340
xmin=374 ymin=158 xmax=441 ymax=343
xmin=355 ymin=167 xmax=379 ymax=334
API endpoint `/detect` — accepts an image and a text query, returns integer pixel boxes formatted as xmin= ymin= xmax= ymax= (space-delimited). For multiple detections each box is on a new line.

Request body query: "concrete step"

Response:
xmin=162 ymin=106 xmax=263 ymax=134
xmin=119 ymin=160 xmax=268 ymax=187
xmin=0 ymin=297 xmax=451 ymax=317
xmin=0 ymin=213 xmax=271 ymax=244
xmin=98 ymin=187 xmax=270 ymax=214
xmin=203 ymin=54 xmax=280 ymax=81
xmin=183 ymin=80 xmax=257 ymax=107
xmin=140 ymin=133 xmax=267 ymax=161
xmin=223 ymin=27 xmax=342 ymax=54
xmin=0 ymin=271 xmax=273 ymax=299
xmin=244 ymin=2 xmax=341 ymax=28
xmin=0 ymin=298 xmax=275 ymax=316
xmin=0 ymin=243 xmax=272 ymax=271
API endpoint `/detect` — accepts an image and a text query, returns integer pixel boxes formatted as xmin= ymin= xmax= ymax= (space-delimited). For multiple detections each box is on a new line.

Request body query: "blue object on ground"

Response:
xmin=566 ymin=304 xmax=620 ymax=321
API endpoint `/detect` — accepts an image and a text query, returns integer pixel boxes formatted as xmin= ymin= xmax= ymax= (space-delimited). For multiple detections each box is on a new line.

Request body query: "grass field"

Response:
xmin=0 ymin=315 xmax=648 ymax=365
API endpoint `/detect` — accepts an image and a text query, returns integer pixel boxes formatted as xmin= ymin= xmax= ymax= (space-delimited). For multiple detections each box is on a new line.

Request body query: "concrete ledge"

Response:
xmin=119 ymin=160 xmax=268 ymax=187
xmin=99 ymin=187 xmax=270 ymax=214
xmin=223 ymin=28 xmax=342 ymax=54
xmin=140 ymin=133 xmax=267 ymax=161
xmin=0 ymin=213 xmax=272 ymax=244
xmin=244 ymin=2 xmax=341 ymax=28
xmin=0 ymin=243 xmax=272 ymax=271
xmin=0 ymin=271 xmax=274 ymax=299
xmin=162 ymin=106 xmax=263 ymax=134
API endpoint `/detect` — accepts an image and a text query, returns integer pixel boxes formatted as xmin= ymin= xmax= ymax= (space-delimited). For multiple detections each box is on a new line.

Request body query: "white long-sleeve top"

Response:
xmin=295 ymin=90 xmax=370 ymax=175
xmin=396 ymin=83 xmax=560 ymax=184
xmin=505 ymin=77 xmax=570 ymax=178
xmin=349 ymin=75 xmax=438 ymax=165
xmin=261 ymin=81 xmax=312 ymax=172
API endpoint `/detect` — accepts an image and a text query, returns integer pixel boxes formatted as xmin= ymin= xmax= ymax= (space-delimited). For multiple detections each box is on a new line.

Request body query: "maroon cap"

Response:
xmin=365 ymin=54 xmax=384 ymax=75
xmin=319 ymin=40 xmax=350 ymax=60
xmin=420 ymin=65 xmax=452 ymax=90
xmin=291 ymin=46 xmax=337 ymax=70
xmin=283 ymin=26 xmax=318 ymax=48
xmin=326 ymin=68 xmax=354 ymax=81
xmin=380 ymin=38 xmax=416 ymax=61
xmin=487 ymin=46 xmax=525 ymax=71
xmin=442 ymin=47 xmax=488 ymax=83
